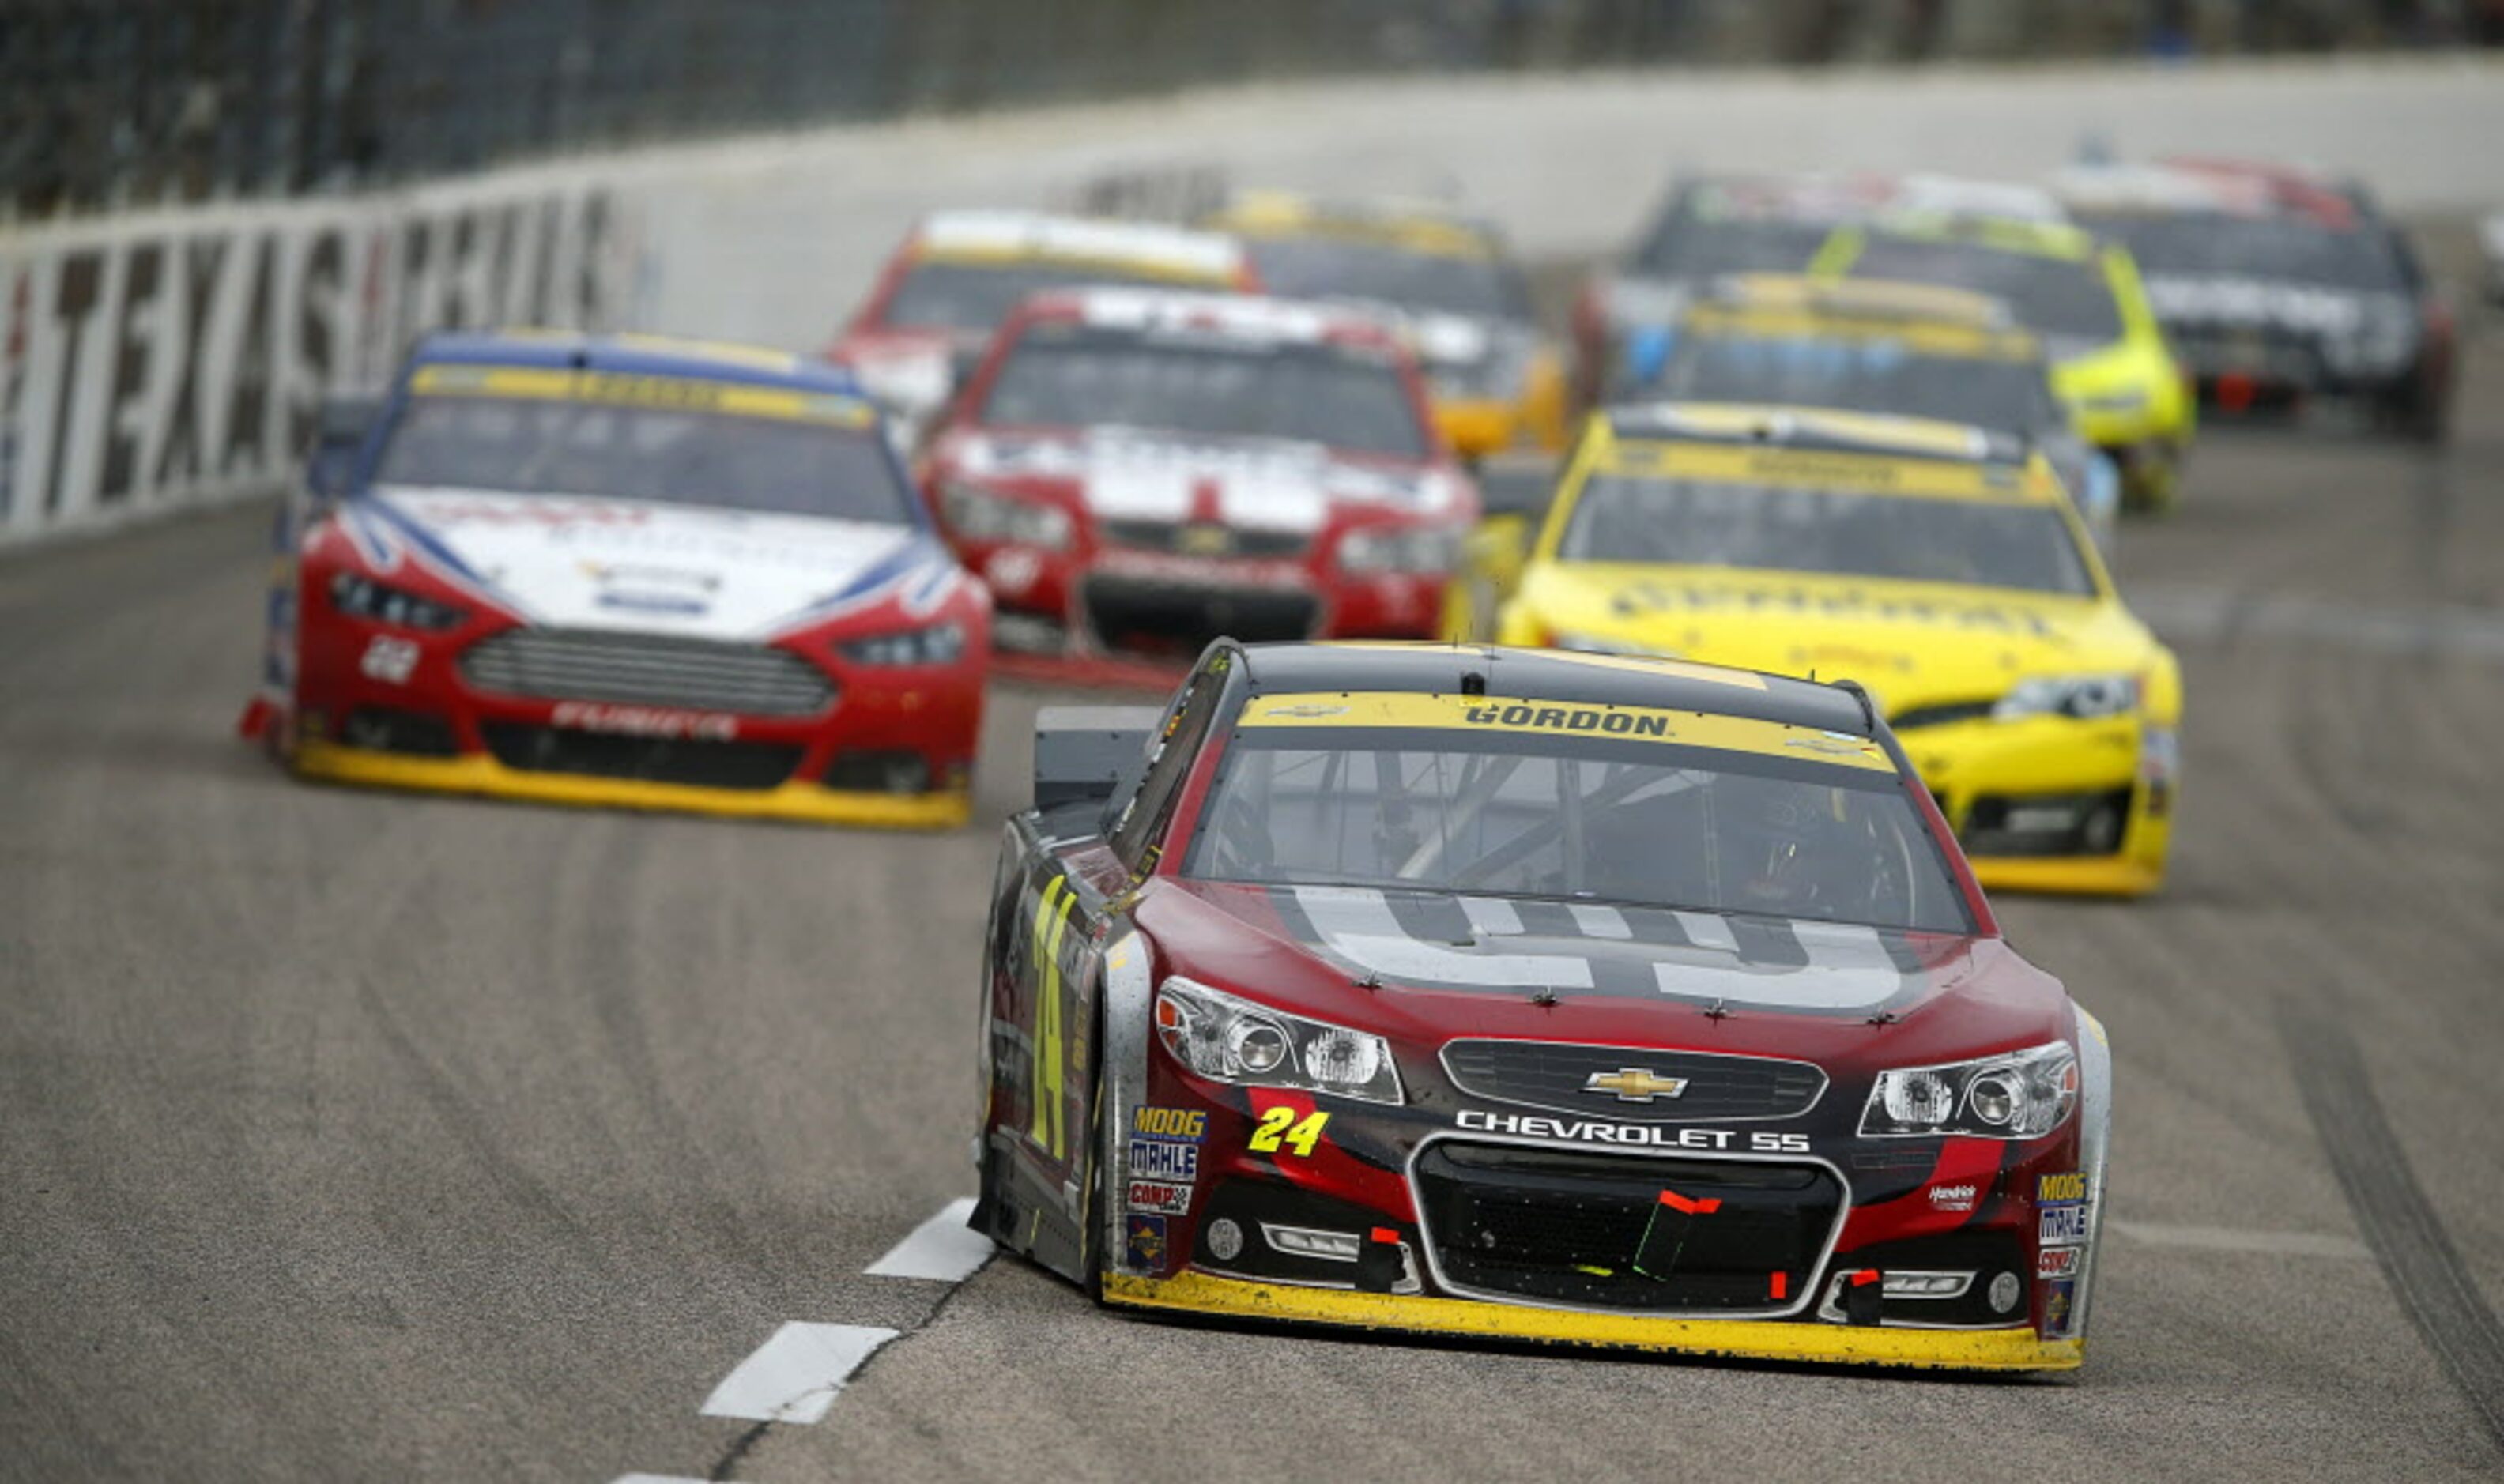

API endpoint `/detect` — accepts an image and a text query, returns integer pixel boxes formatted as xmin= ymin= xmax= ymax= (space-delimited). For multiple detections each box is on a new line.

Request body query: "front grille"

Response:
xmin=478 ymin=721 xmax=801 ymax=790
xmin=460 ymin=629 xmax=835 ymax=717
xmin=1080 ymin=575 xmax=1321 ymax=652
xmin=1100 ymin=519 xmax=1310 ymax=560
xmin=1962 ymin=786 xmax=2133 ymax=858
xmin=1888 ymin=699 xmax=1997 ymax=731
xmin=1415 ymin=1143 xmax=1843 ymax=1313
xmin=1440 ymin=1040 xmax=1824 ymax=1123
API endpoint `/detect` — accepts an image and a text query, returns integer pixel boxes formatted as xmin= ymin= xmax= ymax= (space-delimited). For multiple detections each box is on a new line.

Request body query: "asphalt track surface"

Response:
xmin=6 ymin=311 xmax=2504 ymax=1483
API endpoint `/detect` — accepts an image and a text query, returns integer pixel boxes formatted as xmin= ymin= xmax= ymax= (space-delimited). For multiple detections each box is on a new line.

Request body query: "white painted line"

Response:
xmin=699 ymin=1322 xmax=899 ymax=1425
xmin=2107 ymin=1217 xmax=2371 ymax=1260
xmin=865 ymin=1196 xmax=995 ymax=1282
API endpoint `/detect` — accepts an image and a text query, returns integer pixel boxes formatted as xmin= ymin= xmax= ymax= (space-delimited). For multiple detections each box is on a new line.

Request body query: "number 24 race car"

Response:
xmin=972 ymin=640 xmax=2110 ymax=1371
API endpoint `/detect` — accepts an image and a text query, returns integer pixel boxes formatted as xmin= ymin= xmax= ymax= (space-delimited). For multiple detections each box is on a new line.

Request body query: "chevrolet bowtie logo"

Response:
xmin=1585 ymin=1068 xmax=1688 ymax=1102
xmin=1176 ymin=523 xmax=1235 ymax=556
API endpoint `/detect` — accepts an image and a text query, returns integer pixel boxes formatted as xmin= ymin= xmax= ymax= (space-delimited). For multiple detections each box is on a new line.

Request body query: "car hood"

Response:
xmin=945 ymin=427 xmax=1467 ymax=532
xmin=1521 ymin=563 xmax=2154 ymax=716
xmin=353 ymin=484 xmax=943 ymax=638
xmin=1144 ymin=879 xmax=2067 ymax=1064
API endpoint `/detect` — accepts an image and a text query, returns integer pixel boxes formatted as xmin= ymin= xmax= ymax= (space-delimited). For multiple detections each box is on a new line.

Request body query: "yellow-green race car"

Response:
xmin=1810 ymin=214 xmax=2194 ymax=512
xmin=1459 ymin=402 xmax=2181 ymax=895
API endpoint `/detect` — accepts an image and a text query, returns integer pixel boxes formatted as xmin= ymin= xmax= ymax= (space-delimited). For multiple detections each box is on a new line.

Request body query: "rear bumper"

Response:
xmin=1103 ymin=1270 xmax=2081 ymax=1373
xmin=293 ymin=739 xmax=970 ymax=828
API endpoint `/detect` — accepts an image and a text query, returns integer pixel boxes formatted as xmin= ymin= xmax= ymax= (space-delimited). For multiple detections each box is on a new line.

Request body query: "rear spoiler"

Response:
xmin=1032 ymin=706 xmax=1161 ymax=814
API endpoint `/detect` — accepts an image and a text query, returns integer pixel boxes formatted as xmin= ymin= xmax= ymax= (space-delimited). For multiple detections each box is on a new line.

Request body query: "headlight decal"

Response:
xmin=1993 ymin=672 xmax=2140 ymax=722
xmin=1859 ymin=1040 xmax=2079 ymax=1140
xmin=938 ymin=480 xmax=1074 ymax=552
xmin=1153 ymin=976 xmax=1404 ymax=1105
xmin=329 ymin=571 xmax=470 ymax=631
xmin=838 ymin=620 xmax=967 ymax=667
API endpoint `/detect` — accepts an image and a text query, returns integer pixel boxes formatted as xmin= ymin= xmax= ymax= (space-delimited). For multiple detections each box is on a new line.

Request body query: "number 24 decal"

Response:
xmin=1249 ymin=1107 xmax=1330 ymax=1158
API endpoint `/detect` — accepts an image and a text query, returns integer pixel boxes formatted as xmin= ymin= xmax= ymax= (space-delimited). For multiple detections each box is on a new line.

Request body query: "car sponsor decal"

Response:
xmin=1270 ymin=883 xmax=1929 ymax=1011
xmin=1599 ymin=437 xmax=2038 ymax=504
xmin=2041 ymin=1275 xmax=2080 ymax=1339
xmin=1458 ymin=1109 xmax=1809 ymax=1153
xmin=1126 ymin=1179 xmax=1193 ymax=1215
xmin=409 ymin=363 xmax=877 ymax=428
xmin=1236 ymin=691 xmax=1884 ymax=770
xmin=1928 ymin=1183 xmax=1978 ymax=1213
xmin=1605 ymin=578 xmax=2068 ymax=638
xmin=549 ymin=702 xmax=737 ymax=740
xmin=1128 ymin=1136 xmax=1201 ymax=1185
xmin=1123 ymin=1213 xmax=1169 ymax=1271
xmin=2039 ymin=1203 xmax=2092 ymax=1245
xmin=2038 ymin=1171 xmax=2088 ymax=1203
xmin=358 ymin=635 xmax=420 ymax=685
xmin=1131 ymin=1106 xmax=1208 ymax=1143
xmin=2038 ymin=1245 xmax=2082 ymax=1279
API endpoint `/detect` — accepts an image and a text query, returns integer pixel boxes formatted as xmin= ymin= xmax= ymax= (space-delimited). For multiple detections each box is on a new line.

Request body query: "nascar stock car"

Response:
xmin=2058 ymin=160 xmax=2456 ymax=441
xmin=1611 ymin=273 xmax=2120 ymax=552
xmin=919 ymin=288 xmax=1479 ymax=682
xmin=239 ymin=331 xmax=990 ymax=826
xmin=1197 ymin=190 xmax=1568 ymax=456
xmin=973 ymin=641 xmax=2109 ymax=1370
xmin=827 ymin=211 xmax=1256 ymax=440
xmin=1811 ymin=214 xmax=2195 ymax=513
xmin=1570 ymin=172 xmax=2067 ymax=414
xmin=1458 ymin=402 xmax=2181 ymax=897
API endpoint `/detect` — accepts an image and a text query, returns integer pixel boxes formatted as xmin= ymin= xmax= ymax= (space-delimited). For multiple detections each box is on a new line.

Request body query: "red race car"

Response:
xmin=242 ymin=330 xmax=989 ymax=827
xmin=975 ymin=641 xmax=2111 ymax=1370
xmin=921 ymin=288 xmax=1479 ymax=684
xmin=828 ymin=211 xmax=1256 ymax=443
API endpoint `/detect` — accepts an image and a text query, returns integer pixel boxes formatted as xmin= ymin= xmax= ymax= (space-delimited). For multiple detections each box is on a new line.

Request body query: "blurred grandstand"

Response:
xmin=8 ymin=0 xmax=2500 ymax=222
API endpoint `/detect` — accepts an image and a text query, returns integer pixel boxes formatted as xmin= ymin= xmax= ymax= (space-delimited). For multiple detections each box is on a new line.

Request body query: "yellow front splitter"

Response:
xmin=293 ymin=740 xmax=971 ymax=829
xmin=1971 ymin=853 xmax=2164 ymax=898
xmin=1103 ymin=1271 xmax=2081 ymax=1373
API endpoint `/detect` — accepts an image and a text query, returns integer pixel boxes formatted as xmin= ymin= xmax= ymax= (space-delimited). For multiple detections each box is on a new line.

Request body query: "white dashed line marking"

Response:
xmin=2108 ymin=1218 xmax=2371 ymax=1260
xmin=699 ymin=1322 xmax=899 ymax=1425
xmin=865 ymin=1196 xmax=995 ymax=1282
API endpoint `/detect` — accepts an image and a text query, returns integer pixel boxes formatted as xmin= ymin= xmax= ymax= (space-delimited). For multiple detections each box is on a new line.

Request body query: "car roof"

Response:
xmin=1233 ymin=641 xmax=1877 ymax=738
xmin=408 ymin=329 xmax=862 ymax=395
xmin=1860 ymin=213 xmax=2095 ymax=261
xmin=1600 ymin=400 xmax=2031 ymax=469
xmin=2051 ymin=162 xmax=2274 ymax=217
xmin=913 ymin=209 xmax=1246 ymax=278
xmin=1203 ymin=189 xmax=1503 ymax=258
xmin=1019 ymin=286 xmax=1405 ymax=348
xmin=1699 ymin=273 xmax=2016 ymax=330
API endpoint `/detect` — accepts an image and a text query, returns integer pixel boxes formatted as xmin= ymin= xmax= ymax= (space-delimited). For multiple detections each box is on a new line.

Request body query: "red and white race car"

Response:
xmin=829 ymin=211 xmax=1256 ymax=442
xmin=242 ymin=330 xmax=990 ymax=827
xmin=918 ymin=288 xmax=1480 ymax=684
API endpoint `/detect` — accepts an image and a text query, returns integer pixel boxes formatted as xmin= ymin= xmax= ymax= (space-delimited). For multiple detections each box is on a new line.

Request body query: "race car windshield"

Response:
xmin=2068 ymin=212 xmax=2407 ymax=291
xmin=882 ymin=260 xmax=1210 ymax=333
xmin=1631 ymin=220 xmax=1835 ymax=279
xmin=1559 ymin=475 xmax=2095 ymax=597
xmin=976 ymin=322 xmax=1428 ymax=458
xmin=1650 ymin=335 xmax=2061 ymax=434
xmin=1188 ymin=729 xmax=1970 ymax=934
xmin=1844 ymin=239 xmax=2123 ymax=343
xmin=1239 ymin=237 xmax=1528 ymax=321
xmin=374 ymin=395 xmax=918 ymax=522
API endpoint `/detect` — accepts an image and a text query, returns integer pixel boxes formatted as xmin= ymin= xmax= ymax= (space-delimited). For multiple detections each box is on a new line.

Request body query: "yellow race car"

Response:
xmin=1810 ymin=215 xmax=2194 ymax=513
xmin=1200 ymin=190 xmax=1568 ymax=457
xmin=1460 ymin=401 xmax=2180 ymax=895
